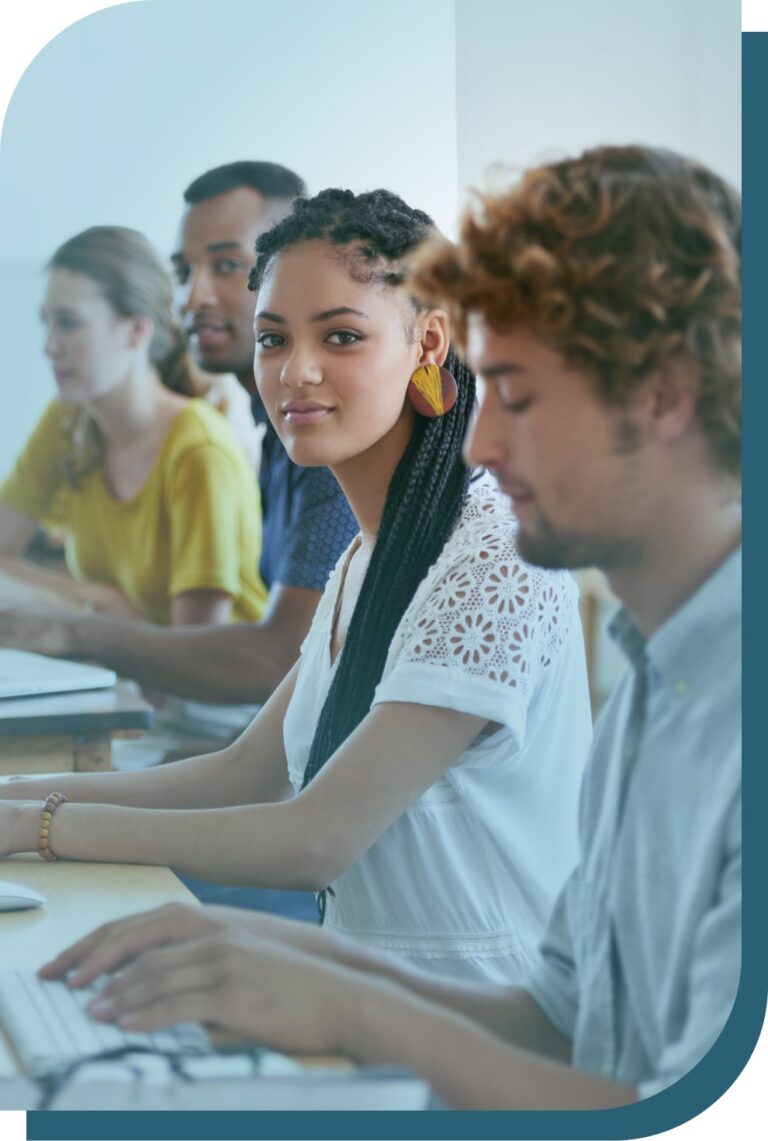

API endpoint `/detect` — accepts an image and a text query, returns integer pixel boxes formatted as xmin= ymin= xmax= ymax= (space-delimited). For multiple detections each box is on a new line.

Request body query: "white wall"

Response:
xmin=455 ymin=0 xmax=740 ymax=204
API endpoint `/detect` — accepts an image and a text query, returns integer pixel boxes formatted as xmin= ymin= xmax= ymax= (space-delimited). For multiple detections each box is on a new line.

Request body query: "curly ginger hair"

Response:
xmin=410 ymin=145 xmax=741 ymax=475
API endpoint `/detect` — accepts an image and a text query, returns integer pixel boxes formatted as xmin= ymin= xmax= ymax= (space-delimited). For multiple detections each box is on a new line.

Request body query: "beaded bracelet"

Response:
xmin=38 ymin=792 xmax=68 ymax=862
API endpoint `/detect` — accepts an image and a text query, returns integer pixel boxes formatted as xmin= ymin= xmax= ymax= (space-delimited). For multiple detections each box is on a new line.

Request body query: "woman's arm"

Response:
xmin=0 ymin=556 xmax=148 ymax=618
xmin=0 ymin=504 xmax=36 ymax=557
xmin=1 ymin=700 xmax=486 ymax=888
xmin=171 ymin=589 xmax=231 ymax=625
xmin=0 ymin=661 xmax=298 ymax=810
xmin=0 ymin=560 xmax=236 ymax=624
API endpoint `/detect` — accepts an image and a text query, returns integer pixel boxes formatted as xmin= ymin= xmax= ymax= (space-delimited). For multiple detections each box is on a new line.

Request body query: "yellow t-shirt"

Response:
xmin=0 ymin=398 xmax=269 ymax=625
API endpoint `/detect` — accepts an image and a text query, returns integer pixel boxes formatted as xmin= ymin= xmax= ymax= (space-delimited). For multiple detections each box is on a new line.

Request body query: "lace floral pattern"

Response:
xmin=387 ymin=475 xmax=579 ymax=695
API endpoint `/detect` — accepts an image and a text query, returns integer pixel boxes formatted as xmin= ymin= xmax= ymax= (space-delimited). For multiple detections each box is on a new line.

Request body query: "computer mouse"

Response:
xmin=0 ymin=881 xmax=46 ymax=911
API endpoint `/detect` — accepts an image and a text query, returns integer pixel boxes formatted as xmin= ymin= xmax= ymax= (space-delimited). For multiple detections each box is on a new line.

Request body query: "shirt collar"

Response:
xmin=609 ymin=545 xmax=741 ymax=693
xmin=250 ymin=392 xmax=270 ymax=427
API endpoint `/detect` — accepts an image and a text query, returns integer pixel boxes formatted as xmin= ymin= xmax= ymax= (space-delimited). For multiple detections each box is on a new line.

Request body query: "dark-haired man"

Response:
xmin=175 ymin=162 xmax=304 ymax=383
xmin=0 ymin=162 xmax=358 ymax=704
xmin=52 ymin=146 xmax=743 ymax=1109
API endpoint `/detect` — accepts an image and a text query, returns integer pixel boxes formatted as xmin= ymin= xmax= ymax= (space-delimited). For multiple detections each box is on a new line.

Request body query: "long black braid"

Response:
xmin=248 ymin=190 xmax=476 ymax=920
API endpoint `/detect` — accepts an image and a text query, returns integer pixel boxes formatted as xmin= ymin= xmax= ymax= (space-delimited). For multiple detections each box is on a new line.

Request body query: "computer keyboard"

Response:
xmin=0 ymin=969 xmax=211 ymax=1078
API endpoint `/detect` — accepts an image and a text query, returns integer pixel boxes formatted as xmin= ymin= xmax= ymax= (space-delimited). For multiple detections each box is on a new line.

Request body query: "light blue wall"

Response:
xmin=0 ymin=0 xmax=459 ymax=260
xmin=455 ymin=0 xmax=740 ymax=203
xmin=0 ymin=0 xmax=458 ymax=475
xmin=0 ymin=0 xmax=740 ymax=476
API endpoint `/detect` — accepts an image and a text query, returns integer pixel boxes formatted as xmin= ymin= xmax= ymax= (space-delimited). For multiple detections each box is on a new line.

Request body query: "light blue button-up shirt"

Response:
xmin=527 ymin=547 xmax=741 ymax=1098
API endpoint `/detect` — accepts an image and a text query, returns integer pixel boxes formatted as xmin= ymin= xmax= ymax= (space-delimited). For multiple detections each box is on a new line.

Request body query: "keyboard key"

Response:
xmin=0 ymin=970 xmax=211 ymax=1078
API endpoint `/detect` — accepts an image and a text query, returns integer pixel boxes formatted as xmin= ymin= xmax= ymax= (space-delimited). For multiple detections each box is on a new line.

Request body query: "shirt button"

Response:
xmin=675 ymin=680 xmax=689 ymax=695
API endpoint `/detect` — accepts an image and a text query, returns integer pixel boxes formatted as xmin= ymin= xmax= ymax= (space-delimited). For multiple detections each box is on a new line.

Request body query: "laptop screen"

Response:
xmin=0 ymin=650 xmax=116 ymax=699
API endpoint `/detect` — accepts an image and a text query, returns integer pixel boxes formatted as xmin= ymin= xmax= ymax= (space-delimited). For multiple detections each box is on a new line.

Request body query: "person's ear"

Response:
xmin=417 ymin=309 xmax=450 ymax=367
xmin=648 ymin=357 xmax=700 ymax=444
xmin=125 ymin=315 xmax=153 ymax=350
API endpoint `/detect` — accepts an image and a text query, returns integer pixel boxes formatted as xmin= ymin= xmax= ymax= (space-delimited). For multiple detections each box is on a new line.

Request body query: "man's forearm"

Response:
xmin=339 ymin=977 xmax=636 ymax=1110
xmin=0 ymin=585 xmax=318 ymax=701
xmin=73 ymin=618 xmax=290 ymax=702
xmin=319 ymin=936 xmax=571 ymax=1060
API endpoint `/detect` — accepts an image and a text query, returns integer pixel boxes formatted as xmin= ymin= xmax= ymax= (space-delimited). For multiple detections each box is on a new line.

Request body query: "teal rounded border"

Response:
xmin=25 ymin=26 xmax=765 ymax=1141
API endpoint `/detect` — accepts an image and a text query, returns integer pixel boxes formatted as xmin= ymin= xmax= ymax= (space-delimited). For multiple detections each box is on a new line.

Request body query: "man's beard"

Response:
xmin=186 ymin=331 xmax=253 ymax=379
xmin=192 ymin=349 xmax=252 ymax=376
xmin=515 ymin=413 xmax=646 ymax=570
xmin=515 ymin=510 xmax=643 ymax=572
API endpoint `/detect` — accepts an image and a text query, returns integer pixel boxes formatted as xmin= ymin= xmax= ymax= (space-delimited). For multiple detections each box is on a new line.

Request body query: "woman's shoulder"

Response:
xmin=433 ymin=469 xmax=522 ymax=572
xmin=391 ymin=470 xmax=580 ymax=661
xmin=457 ymin=468 xmax=519 ymax=529
xmin=0 ymin=400 xmax=89 ymax=521
xmin=35 ymin=399 xmax=73 ymax=435
xmin=162 ymin=398 xmax=254 ymax=468
xmin=21 ymin=399 xmax=83 ymax=458
xmin=169 ymin=396 xmax=235 ymax=440
xmin=454 ymin=470 xmax=577 ymax=593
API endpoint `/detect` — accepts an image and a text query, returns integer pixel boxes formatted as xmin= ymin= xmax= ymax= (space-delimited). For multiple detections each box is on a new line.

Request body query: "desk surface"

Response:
xmin=0 ymin=863 xmax=412 ymax=1109
xmin=1 ymin=856 xmax=194 ymax=970
xmin=0 ymin=856 xmax=195 ymax=1087
xmin=0 ymin=682 xmax=154 ymax=737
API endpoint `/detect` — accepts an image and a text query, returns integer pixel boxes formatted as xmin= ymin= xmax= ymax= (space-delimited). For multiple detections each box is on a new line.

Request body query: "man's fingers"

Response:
xmin=69 ymin=904 xmax=211 ymax=986
xmin=40 ymin=903 xmax=205 ymax=984
xmin=119 ymin=991 xmax=216 ymax=1033
xmin=89 ymin=939 xmax=226 ymax=1027
xmin=39 ymin=919 xmax=124 ymax=980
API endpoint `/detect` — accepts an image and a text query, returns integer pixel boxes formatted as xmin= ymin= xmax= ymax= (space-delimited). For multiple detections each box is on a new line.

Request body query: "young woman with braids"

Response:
xmin=0 ymin=225 xmax=267 ymax=625
xmin=0 ymin=191 xmax=591 ymax=983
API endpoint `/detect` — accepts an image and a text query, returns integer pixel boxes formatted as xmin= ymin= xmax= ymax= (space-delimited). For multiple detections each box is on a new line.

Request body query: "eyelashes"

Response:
xmin=500 ymin=397 xmax=533 ymax=415
xmin=325 ymin=331 xmax=362 ymax=345
xmin=255 ymin=330 xmax=364 ymax=350
xmin=255 ymin=332 xmax=285 ymax=349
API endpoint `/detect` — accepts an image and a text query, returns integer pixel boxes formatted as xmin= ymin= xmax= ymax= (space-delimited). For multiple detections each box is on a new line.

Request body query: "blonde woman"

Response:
xmin=0 ymin=226 xmax=267 ymax=626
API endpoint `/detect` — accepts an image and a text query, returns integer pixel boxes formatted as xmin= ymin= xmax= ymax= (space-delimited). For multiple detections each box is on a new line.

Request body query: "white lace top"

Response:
xmin=282 ymin=472 xmax=592 ymax=983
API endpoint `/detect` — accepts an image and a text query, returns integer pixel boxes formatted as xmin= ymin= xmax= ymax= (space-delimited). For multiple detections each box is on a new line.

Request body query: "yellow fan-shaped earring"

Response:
xmin=407 ymin=363 xmax=458 ymax=418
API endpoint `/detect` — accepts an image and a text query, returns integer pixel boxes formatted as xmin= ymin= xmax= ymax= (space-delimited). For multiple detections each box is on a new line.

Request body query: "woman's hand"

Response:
xmin=0 ymin=556 xmax=91 ymax=615
xmin=0 ymin=556 xmax=143 ymax=621
xmin=0 ymin=607 xmax=79 ymax=656
xmin=84 ymin=931 xmax=363 ymax=1056
xmin=40 ymin=901 xmax=358 ymax=988
xmin=74 ymin=580 xmax=146 ymax=619
xmin=0 ymin=800 xmax=40 ymax=857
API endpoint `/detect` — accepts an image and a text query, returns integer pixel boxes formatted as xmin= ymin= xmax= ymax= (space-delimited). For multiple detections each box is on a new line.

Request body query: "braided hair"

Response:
xmin=248 ymin=190 xmax=476 ymax=918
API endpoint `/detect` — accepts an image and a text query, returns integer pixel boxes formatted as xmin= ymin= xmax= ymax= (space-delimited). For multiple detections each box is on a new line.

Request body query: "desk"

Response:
xmin=0 ymin=856 xmax=196 ymax=1091
xmin=0 ymin=684 xmax=154 ymax=776
xmin=0 ymin=858 xmax=429 ymax=1109
xmin=0 ymin=862 xmax=426 ymax=1112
